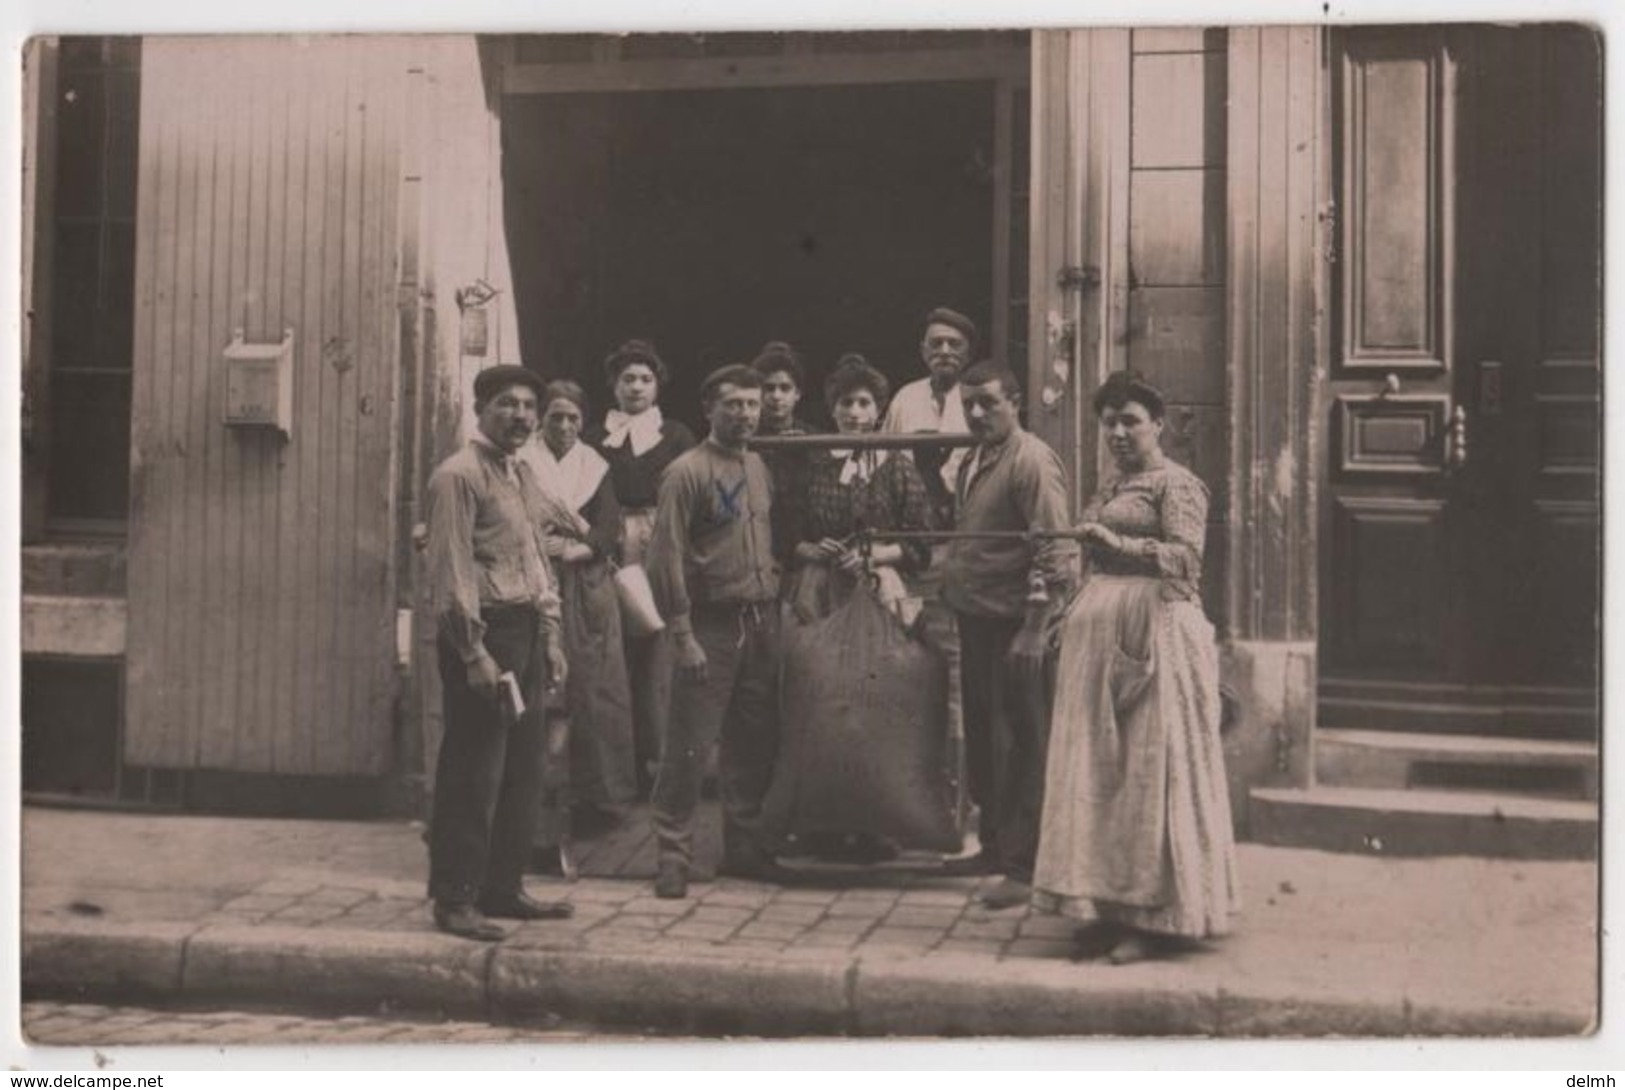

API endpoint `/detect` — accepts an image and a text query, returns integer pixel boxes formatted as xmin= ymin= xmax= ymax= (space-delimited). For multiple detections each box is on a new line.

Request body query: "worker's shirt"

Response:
xmin=940 ymin=427 xmax=1078 ymax=618
xmin=425 ymin=436 xmax=563 ymax=664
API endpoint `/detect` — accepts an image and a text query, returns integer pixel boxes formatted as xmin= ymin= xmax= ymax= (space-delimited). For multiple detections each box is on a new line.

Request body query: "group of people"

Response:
xmin=421 ymin=305 xmax=1240 ymax=965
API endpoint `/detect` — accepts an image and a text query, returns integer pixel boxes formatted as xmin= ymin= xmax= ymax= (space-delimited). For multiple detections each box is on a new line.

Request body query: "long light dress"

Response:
xmin=1031 ymin=456 xmax=1240 ymax=938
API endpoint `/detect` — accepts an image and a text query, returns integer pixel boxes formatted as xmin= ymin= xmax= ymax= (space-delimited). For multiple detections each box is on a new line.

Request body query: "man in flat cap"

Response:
xmin=645 ymin=364 xmax=786 ymax=899
xmin=423 ymin=364 xmax=576 ymax=941
xmin=882 ymin=306 xmax=978 ymax=526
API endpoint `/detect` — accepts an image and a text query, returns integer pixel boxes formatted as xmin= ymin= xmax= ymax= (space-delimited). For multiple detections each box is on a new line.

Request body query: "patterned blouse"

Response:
xmin=796 ymin=450 xmax=935 ymax=573
xmin=1081 ymin=457 xmax=1208 ymax=604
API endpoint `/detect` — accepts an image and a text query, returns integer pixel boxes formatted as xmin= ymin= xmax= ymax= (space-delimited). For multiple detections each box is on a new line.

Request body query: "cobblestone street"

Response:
xmin=20 ymin=1002 xmax=613 ymax=1047
xmin=19 ymin=807 xmax=1600 ymax=1039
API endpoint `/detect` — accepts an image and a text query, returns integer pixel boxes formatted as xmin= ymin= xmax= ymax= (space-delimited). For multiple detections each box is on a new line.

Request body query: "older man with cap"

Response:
xmin=423 ymin=364 xmax=576 ymax=941
xmin=882 ymin=306 xmax=977 ymax=525
xmin=645 ymin=363 xmax=786 ymax=899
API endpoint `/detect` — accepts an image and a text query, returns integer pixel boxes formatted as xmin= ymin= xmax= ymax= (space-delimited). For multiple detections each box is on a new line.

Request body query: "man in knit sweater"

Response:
xmin=645 ymin=364 xmax=787 ymax=899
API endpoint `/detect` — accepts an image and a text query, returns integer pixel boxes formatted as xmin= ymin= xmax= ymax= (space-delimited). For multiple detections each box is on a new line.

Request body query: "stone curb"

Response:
xmin=182 ymin=926 xmax=494 ymax=1016
xmin=19 ymin=919 xmax=1593 ymax=1039
xmin=490 ymin=947 xmax=851 ymax=1036
xmin=21 ymin=919 xmax=194 ymax=1004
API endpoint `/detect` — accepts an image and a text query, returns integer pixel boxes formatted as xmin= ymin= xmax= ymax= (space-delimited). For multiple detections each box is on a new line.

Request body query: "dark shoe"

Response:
xmin=654 ymin=860 xmax=689 ymax=900
xmin=433 ymin=902 xmax=505 ymax=942
xmin=478 ymin=890 xmax=575 ymax=921
xmin=1071 ymin=921 xmax=1125 ymax=960
xmin=974 ymin=876 xmax=1032 ymax=911
xmin=1106 ymin=932 xmax=1156 ymax=966
xmin=940 ymin=850 xmax=999 ymax=877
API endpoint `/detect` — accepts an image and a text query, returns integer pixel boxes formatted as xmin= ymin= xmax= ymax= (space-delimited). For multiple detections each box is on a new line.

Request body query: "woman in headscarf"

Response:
xmin=522 ymin=379 xmax=637 ymax=837
xmin=589 ymin=340 xmax=696 ymax=796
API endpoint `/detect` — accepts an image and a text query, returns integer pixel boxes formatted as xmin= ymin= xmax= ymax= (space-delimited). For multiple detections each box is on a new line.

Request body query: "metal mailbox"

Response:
xmin=222 ymin=328 xmax=294 ymax=436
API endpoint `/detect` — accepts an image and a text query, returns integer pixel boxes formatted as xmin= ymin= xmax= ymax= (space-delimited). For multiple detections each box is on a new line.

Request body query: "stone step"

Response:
xmin=22 ymin=543 xmax=127 ymax=597
xmin=1315 ymin=728 xmax=1598 ymax=800
xmin=1248 ymin=785 xmax=1598 ymax=860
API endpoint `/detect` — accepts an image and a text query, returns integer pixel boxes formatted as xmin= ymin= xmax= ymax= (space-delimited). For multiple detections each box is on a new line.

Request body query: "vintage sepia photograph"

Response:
xmin=12 ymin=16 xmax=1603 ymax=1056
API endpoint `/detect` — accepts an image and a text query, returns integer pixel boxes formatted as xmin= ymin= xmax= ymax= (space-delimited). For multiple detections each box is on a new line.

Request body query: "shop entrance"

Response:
xmin=498 ymin=35 xmax=1029 ymax=434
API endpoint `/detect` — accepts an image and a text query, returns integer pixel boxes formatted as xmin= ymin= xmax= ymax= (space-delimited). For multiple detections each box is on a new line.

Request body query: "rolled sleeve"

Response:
xmin=425 ymin=469 xmax=490 ymax=665
xmin=648 ymin=462 xmax=697 ymax=636
xmin=1017 ymin=444 xmax=1080 ymax=603
xmin=1148 ymin=470 xmax=1208 ymax=597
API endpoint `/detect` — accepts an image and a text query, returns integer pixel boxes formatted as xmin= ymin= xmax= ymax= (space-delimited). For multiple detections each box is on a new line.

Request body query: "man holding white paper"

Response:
xmin=423 ymin=365 xmax=575 ymax=942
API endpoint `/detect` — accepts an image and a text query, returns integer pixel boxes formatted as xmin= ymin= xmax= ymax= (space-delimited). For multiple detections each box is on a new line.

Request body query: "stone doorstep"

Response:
xmin=1249 ymin=786 xmax=1599 ymax=860
xmin=18 ymin=919 xmax=1594 ymax=1039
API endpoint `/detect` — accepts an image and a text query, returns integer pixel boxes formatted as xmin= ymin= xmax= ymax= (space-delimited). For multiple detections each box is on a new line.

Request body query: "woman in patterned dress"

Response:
xmin=1031 ymin=370 xmax=1240 ymax=964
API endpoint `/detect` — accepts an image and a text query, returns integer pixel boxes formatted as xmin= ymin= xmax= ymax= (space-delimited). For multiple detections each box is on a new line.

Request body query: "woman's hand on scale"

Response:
xmin=1077 ymin=521 xmax=1125 ymax=554
xmin=796 ymin=537 xmax=849 ymax=566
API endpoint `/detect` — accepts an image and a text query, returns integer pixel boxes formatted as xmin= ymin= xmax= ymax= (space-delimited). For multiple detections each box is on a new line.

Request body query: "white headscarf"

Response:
xmin=602 ymin=405 xmax=665 ymax=457
xmin=520 ymin=437 xmax=608 ymax=536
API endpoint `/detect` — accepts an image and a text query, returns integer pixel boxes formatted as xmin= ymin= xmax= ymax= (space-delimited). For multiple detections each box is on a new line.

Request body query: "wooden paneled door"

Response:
xmin=1319 ymin=26 xmax=1601 ymax=739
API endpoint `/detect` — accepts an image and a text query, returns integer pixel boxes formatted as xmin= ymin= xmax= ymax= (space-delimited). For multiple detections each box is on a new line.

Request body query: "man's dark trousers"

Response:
xmin=428 ymin=604 xmax=548 ymax=907
xmin=651 ymin=601 xmax=781 ymax=871
xmin=955 ymin=611 xmax=1052 ymax=882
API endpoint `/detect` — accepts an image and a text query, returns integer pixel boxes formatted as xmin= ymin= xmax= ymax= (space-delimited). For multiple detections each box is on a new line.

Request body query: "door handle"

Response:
xmin=1446 ymin=404 xmax=1469 ymax=471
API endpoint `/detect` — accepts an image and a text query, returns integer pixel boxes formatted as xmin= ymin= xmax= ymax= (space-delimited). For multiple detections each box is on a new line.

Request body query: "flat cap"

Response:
xmin=699 ymin=363 xmax=762 ymax=404
xmin=923 ymin=306 xmax=978 ymax=345
xmin=473 ymin=364 xmax=545 ymax=404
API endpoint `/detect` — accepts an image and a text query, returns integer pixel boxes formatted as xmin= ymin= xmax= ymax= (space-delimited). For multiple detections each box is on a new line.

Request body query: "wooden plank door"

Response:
xmin=1319 ymin=26 xmax=1600 ymax=738
xmin=125 ymin=39 xmax=407 ymax=775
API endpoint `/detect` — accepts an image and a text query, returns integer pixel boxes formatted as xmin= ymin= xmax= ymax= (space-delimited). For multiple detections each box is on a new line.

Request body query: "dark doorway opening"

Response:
xmin=502 ymin=81 xmax=1001 ymax=434
xmin=22 ymin=658 xmax=122 ymax=797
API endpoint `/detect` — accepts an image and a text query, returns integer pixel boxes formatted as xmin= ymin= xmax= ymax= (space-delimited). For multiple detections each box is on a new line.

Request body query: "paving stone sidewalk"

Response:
xmin=18 ymin=806 xmax=1600 ymax=1039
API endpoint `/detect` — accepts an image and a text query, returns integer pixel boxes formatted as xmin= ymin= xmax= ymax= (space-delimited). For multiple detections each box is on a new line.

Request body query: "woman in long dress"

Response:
xmin=588 ymin=340 xmax=696 ymax=796
xmin=522 ymin=380 xmax=638 ymax=831
xmin=1031 ymin=369 xmax=1240 ymax=964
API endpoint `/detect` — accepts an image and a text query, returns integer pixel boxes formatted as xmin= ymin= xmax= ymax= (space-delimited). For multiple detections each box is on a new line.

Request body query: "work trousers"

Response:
xmin=428 ymin=605 xmax=548 ymax=906
xmin=651 ymin=601 xmax=782 ymax=870
xmin=955 ymin=611 xmax=1053 ymax=883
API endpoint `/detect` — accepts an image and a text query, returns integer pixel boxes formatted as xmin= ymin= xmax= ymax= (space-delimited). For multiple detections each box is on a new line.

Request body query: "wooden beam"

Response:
xmin=1225 ymin=26 xmax=1327 ymax=643
xmin=22 ymin=39 xmax=58 ymax=543
xmin=991 ymin=78 xmax=1014 ymax=360
xmin=502 ymin=47 xmax=1031 ymax=95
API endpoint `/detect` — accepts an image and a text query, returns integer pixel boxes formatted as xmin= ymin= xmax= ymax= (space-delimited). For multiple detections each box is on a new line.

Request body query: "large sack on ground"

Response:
xmin=764 ymin=584 xmax=959 ymax=852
